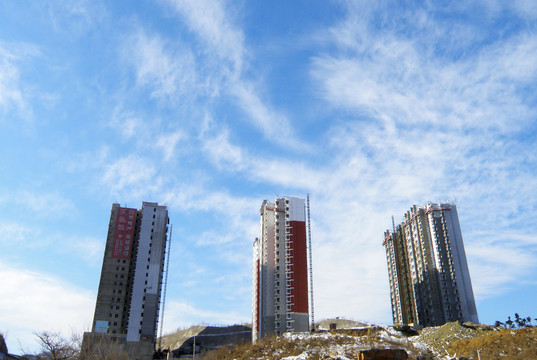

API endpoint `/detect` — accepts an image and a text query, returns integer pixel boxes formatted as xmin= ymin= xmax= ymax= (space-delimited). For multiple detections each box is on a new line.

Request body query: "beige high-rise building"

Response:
xmin=83 ymin=202 xmax=169 ymax=359
xmin=383 ymin=203 xmax=478 ymax=327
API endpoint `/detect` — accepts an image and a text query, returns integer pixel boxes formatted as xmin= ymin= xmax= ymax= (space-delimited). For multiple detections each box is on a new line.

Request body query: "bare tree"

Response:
xmin=34 ymin=331 xmax=79 ymax=360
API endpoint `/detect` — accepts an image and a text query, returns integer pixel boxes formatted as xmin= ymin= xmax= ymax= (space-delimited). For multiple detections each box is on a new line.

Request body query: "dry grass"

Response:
xmin=446 ymin=326 xmax=537 ymax=360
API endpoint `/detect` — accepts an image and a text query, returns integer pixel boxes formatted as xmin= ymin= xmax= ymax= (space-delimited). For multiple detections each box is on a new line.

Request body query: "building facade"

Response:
xmin=83 ymin=202 xmax=169 ymax=359
xmin=383 ymin=203 xmax=478 ymax=327
xmin=252 ymin=197 xmax=309 ymax=343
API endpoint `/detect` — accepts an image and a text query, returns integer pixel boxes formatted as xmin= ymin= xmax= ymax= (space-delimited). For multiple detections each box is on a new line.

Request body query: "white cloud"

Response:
xmin=162 ymin=0 xmax=306 ymax=148
xmin=108 ymin=106 xmax=146 ymax=140
xmin=45 ymin=0 xmax=107 ymax=35
xmin=60 ymin=236 xmax=104 ymax=267
xmin=0 ymin=222 xmax=36 ymax=245
xmin=101 ymin=154 xmax=159 ymax=197
xmin=201 ymin=126 xmax=246 ymax=172
xmin=0 ymin=262 xmax=94 ymax=354
xmin=15 ymin=191 xmax=77 ymax=218
xmin=127 ymin=30 xmax=197 ymax=100
xmin=231 ymin=81 xmax=297 ymax=142
xmin=163 ymin=0 xmax=245 ymax=73
xmin=199 ymin=123 xmax=323 ymax=189
xmin=156 ymin=131 xmax=186 ymax=162
xmin=466 ymin=239 xmax=537 ymax=298
xmin=300 ymin=4 xmax=537 ymax=322
xmin=0 ymin=46 xmax=29 ymax=119
xmin=312 ymin=6 xmax=537 ymax=133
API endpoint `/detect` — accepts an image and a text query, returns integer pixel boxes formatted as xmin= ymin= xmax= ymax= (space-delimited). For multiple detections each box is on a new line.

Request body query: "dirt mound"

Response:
xmin=447 ymin=326 xmax=537 ymax=360
xmin=415 ymin=321 xmax=484 ymax=355
xmin=414 ymin=321 xmax=537 ymax=359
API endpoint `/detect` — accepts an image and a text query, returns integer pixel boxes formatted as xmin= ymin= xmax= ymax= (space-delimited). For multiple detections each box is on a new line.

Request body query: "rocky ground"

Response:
xmin=195 ymin=322 xmax=537 ymax=360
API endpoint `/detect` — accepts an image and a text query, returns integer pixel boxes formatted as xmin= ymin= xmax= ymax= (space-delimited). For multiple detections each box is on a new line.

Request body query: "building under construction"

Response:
xmin=383 ymin=203 xmax=478 ymax=327
xmin=252 ymin=196 xmax=313 ymax=343
xmin=82 ymin=202 xmax=169 ymax=359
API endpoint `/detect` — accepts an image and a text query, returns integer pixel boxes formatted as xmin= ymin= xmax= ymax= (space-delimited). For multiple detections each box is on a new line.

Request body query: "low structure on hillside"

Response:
xmin=168 ymin=325 xmax=251 ymax=358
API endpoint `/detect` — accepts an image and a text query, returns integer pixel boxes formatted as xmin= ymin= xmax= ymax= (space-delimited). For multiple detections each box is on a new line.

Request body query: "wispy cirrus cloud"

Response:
xmin=101 ymin=154 xmax=161 ymax=197
xmin=125 ymin=29 xmax=198 ymax=101
xmin=159 ymin=0 xmax=537 ymax=324
xmin=199 ymin=118 xmax=323 ymax=189
xmin=159 ymin=0 xmax=304 ymax=148
xmin=299 ymin=2 xmax=537 ymax=321
xmin=0 ymin=46 xmax=30 ymax=120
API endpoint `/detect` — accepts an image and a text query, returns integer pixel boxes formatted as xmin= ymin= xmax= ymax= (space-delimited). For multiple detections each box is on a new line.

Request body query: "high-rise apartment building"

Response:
xmin=252 ymin=197 xmax=309 ymax=343
xmin=83 ymin=202 xmax=169 ymax=359
xmin=383 ymin=203 xmax=478 ymax=327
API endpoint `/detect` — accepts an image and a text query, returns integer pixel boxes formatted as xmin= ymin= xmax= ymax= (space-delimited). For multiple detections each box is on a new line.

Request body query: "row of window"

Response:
xmin=274 ymin=321 xmax=294 ymax=329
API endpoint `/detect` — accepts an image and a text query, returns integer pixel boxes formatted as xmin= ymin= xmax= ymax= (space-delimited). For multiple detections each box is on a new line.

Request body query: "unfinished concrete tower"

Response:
xmin=252 ymin=197 xmax=309 ymax=343
xmin=383 ymin=203 xmax=478 ymax=327
xmin=83 ymin=202 xmax=169 ymax=359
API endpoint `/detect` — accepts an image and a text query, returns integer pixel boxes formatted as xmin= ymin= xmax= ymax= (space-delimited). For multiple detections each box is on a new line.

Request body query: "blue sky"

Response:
xmin=1 ymin=0 xmax=537 ymax=354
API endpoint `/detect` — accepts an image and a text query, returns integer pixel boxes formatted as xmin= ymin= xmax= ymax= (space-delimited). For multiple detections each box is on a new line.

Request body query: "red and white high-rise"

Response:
xmin=252 ymin=197 xmax=310 ymax=343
